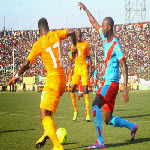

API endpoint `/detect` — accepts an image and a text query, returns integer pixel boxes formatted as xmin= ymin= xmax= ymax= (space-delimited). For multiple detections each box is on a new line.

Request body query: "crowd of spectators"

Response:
xmin=0 ymin=22 xmax=150 ymax=83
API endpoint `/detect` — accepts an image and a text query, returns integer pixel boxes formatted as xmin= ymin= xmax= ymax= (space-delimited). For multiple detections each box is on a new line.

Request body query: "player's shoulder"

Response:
xmin=55 ymin=29 xmax=67 ymax=35
xmin=47 ymin=30 xmax=57 ymax=37
xmin=47 ymin=31 xmax=61 ymax=43
xmin=33 ymin=37 xmax=42 ymax=47
xmin=81 ymin=41 xmax=88 ymax=47
xmin=48 ymin=29 xmax=66 ymax=39
xmin=81 ymin=41 xmax=87 ymax=44
xmin=112 ymin=36 xmax=122 ymax=52
xmin=113 ymin=36 xmax=120 ymax=44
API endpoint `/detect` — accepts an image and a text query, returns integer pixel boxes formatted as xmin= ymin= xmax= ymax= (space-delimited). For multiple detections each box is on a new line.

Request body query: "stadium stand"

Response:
xmin=0 ymin=22 xmax=149 ymax=90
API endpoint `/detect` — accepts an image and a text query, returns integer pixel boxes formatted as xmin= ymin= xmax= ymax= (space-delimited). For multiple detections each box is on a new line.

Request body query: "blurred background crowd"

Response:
xmin=0 ymin=22 xmax=150 ymax=83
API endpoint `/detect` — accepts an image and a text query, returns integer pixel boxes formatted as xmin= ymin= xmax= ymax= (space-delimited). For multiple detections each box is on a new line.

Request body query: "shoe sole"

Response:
xmin=88 ymin=145 xmax=105 ymax=149
xmin=36 ymin=136 xmax=49 ymax=149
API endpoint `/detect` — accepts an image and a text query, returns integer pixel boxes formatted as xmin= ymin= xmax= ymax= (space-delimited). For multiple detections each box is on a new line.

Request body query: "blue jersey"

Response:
xmin=99 ymin=28 xmax=125 ymax=84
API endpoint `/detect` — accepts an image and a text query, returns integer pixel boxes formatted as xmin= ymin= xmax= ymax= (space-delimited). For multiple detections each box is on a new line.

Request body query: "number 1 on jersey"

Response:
xmin=46 ymin=42 xmax=62 ymax=68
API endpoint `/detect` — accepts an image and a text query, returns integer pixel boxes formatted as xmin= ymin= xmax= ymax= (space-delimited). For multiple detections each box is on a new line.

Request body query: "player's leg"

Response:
xmin=36 ymin=108 xmax=50 ymax=149
xmin=39 ymin=109 xmax=63 ymax=149
xmin=88 ymin=78 xmax=90 ymax=91
xmin=71 ymin=68 xmax=80 ymax=120
xmin=36 ymin=75 xmax=65 ymax=150
xmin=88 ymin=95 xmax=105 ymax=148
xmin=51 ymin=75 xmax=66 ymax=150
xmin=105 ymin=107 xmax=138 ymax=141
xmin=71 ymin=74 xmax=80 ymax=120
xmin=68 ymin=73 xmax=72 ymax=95
xmin=81 ymin=66 xmax=90 ymax=121
xmin=71 ymin=84 xmax=78 ymax=121
xmin=83 ymin=85 xmax=90 ymax=121
xmin=103 ymin=82 xmax=138 ymax=141
xmin=89 ymin=80 xmax=112 ymax=148
xmin=36 ymin=108 xmax=63 ymax=149
xmin=68 ymin=83 xmax=70 ymax=95
xmin=104 ymin=110 xmax=138 ymax=141
xmin=71 ymin=84 xmax=78 ymax=111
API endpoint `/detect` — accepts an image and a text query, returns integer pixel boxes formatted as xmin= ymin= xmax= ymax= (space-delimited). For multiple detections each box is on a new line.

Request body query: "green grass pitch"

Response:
xmin=0 ymin=91 xmax=150 ymax=150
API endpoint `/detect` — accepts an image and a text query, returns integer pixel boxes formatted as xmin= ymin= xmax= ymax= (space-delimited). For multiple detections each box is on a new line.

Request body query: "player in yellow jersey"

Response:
xmin=7 ymin=18 xmax=77 ymax=150
xmin=69 ymin=29 xmax=92 ymax=122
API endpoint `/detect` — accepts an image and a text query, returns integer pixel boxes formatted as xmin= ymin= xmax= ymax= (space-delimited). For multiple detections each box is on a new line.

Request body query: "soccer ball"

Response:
xmin=56 ymin=128 xmax=68 ymax=144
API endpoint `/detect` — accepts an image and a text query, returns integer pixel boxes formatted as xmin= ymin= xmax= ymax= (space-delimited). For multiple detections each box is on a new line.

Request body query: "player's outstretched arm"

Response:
xmin=78 ymin=2 xmax=100 ymax=32
xmin=120 ymin=59 xmax=129 ymax=104
xmin=7 ymin=59 xmax=30 ymax=85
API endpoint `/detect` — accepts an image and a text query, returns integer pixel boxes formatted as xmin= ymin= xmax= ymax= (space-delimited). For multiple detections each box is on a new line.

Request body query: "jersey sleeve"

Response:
xmin=86 ymin=43 xmax=90 ymax=56
xmin=114 ymin=42 xmax=125 ymax=62
xmin=99 ymin=27 xmax=106 ymax=41
xmin=27 ymin=41 xmax=41 ymax=64
xmin=56 ymin=29 xmax=67 ymax=40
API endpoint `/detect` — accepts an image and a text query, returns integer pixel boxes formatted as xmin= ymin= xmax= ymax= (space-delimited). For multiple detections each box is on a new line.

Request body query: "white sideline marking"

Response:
xmin=11 ymin=114 xmax=30 ymax=117
xmin=0 ymin=112 xmax=8 ymax=114
xmin=1 ymin=112 xmax=150 ymax=122
xmin=134 ymin=121 xmax=150 ymax=123
xmin=115 ymin=104 xmax=140 ymax=107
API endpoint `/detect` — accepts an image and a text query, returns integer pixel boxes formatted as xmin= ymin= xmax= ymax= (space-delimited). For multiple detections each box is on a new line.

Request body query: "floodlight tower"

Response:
xmin=125 ymin=0 xmax=146 ymax=24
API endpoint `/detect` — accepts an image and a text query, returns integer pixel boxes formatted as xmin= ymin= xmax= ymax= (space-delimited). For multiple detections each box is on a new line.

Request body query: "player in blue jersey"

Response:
xmin=78 ymin=2 xmax=138 ymax=149
xmin=86 ymin=57 xmax=92 ymax=91
xmin=93 ymin=66 xmax=99 ymax=94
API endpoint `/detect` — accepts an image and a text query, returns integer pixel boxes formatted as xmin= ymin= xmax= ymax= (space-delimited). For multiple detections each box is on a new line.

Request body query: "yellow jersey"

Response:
xmin=27 ymin=29 xmax=67 ymax=75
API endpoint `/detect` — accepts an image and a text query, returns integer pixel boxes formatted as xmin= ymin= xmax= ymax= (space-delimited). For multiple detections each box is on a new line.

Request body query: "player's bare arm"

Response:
xmin=120 ymin=59 xmax=129 ymax=103
xmin=78 ymin=2 xmax=100 ymax=32
xmin=7 ymin=59 xmax=30 ymax=85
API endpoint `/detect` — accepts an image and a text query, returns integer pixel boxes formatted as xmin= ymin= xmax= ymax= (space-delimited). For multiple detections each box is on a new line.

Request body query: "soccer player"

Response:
xmin=67 ymin=67 xmax=72 ymax=95
xmin=7 ymin=18 xmax=77 ymax=150
xmin=69 ymin=29 xmax=92 ymax=122
xmin=93 ymin=66 xmax=99 ymax=94
xmin=86 ymin=56 xmax=91 ymax=90
xmin=78 ymin=2 xmax=138 ymax=149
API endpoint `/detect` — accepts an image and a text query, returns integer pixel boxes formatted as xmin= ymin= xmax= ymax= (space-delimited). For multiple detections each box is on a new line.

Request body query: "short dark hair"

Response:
xmin=38 ymin=18 xmax=49 ymax=30
xmin=104 ymin=17 xmax=114 ymax=30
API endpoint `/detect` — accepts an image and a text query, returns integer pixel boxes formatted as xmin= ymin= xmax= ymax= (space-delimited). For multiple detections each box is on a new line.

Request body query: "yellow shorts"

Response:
xmin=71 ymin=65 xmax=88 ymax=86
xmin=40 ymin=75 xmax=66 ymax=113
